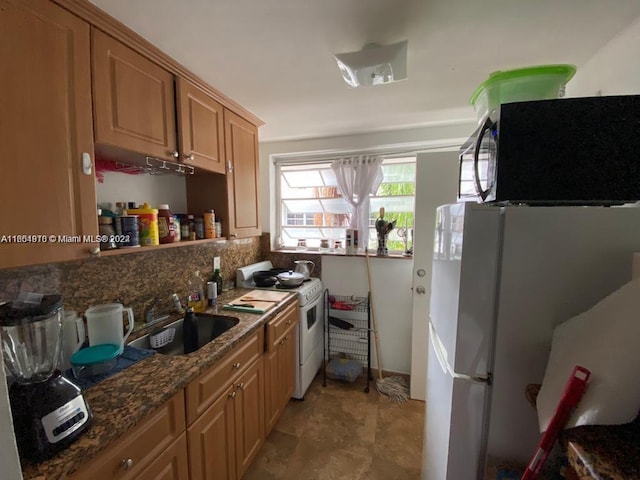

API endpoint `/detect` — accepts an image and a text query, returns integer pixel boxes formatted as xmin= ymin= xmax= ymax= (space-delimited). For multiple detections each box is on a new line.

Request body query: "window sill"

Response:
xmin=270 ymin=248 xmax=413 ymax=260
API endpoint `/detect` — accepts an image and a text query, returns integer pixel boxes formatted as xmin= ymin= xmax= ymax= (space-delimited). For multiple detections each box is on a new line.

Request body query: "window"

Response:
xmin=276 ymin=156 xmax=416 ymax=253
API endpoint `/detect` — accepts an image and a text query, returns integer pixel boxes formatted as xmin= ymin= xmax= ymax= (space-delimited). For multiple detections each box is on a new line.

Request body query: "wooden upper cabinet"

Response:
xmin=92 ymin=28 xmax=178 ymax=161
xmin=0 ymin=0 xmax=98 ymax=268
xmin=224 ymin=109 xmax=261 ymax=238
xmin=176 ymin=77 xmax=226 ymax=174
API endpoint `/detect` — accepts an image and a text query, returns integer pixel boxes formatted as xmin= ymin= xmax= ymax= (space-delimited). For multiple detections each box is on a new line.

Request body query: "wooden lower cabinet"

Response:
xmin=264 ymin=302 xmax=299 ymax=435
xmin=188 ymin=358 xmax=264 ymax=480
xmin=69 ymin=391 xmax=186 ymax=480
xmin=136 ymin=433 xmax=189 ymax=480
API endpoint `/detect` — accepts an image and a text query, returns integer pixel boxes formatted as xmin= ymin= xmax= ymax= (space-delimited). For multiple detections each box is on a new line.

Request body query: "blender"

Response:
xmin=0 ymin=293 xmax=92 ymax=461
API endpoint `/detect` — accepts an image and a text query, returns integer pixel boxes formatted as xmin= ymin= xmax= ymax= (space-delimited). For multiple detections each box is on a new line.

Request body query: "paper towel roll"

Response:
xmin=632 ymin=252 xmax=640 ymax=279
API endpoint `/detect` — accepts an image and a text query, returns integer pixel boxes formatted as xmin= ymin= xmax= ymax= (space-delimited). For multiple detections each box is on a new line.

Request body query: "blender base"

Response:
xmin=9 ymin=372 xmax=92 ymax=462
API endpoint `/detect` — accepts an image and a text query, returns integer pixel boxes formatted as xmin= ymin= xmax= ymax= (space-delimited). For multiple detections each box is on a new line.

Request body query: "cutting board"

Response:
xmin=237 ymin=290 xmax=291 ymax=303
xmin=222 ymin=290 xmax=290 ymax=314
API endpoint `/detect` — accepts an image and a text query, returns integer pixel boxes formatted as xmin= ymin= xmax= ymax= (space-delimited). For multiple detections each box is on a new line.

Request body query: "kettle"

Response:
xmin=294 ymin=260 xmax=315 ymax=280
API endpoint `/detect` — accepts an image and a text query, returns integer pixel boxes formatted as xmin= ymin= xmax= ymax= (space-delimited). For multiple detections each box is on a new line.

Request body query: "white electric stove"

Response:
xmin=236 ymin=261 xmax=324 ymax=399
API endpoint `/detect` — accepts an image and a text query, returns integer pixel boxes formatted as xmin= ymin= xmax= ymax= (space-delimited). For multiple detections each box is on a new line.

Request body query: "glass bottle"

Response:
xmin=212 ymin=268 xmax=223 ymax=296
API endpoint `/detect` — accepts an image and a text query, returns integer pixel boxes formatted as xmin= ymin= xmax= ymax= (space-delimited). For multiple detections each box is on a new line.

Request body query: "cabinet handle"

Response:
xmin=233 ymin=362 xmax=241 ymax=369
xmin=81 ymin=152 xmax=93 ymax=175
xmin=236 ymin=382 xmax=244 ymax=390
xmin=231 ymin=233 xmax=237 ymax=238
xmin=286 ymin=319 xmax=292 ymax=325
xmin=227 ymin=160 xmax=233 ymax=173
xmin=121 ymin=458 xmax=134 ymax=470
xmin=170 ymin=151 xmax=179 ymax=159
xmin=184 ymin=153 xmax=194 ymax=161
xmin=228 ymin=391 xmax=236 ymax=398
xmin=88 ymin=247 xmax=100 ymax=257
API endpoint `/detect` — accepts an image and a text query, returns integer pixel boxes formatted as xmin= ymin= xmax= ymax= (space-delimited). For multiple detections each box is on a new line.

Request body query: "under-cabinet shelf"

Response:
xmin=99 ymin=237 xmax=228 ymax=257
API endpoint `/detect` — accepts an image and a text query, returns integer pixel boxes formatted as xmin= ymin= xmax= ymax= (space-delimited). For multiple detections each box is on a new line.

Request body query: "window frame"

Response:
xmin=274 ymin=155 xmax=416 ymax=254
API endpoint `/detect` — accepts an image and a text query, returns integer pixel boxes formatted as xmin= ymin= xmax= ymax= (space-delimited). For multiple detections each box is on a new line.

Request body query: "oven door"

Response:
xmin=299 ymin=294 xmax=324 ymax=364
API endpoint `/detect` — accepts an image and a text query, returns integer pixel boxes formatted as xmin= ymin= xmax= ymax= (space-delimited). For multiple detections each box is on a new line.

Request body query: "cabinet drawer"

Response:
xmin=266 ymin=301 xmax=298 ymax=352
xmin=186 ymin=329 xmax=263 ymax=425
xmin=136 ymin=432 xmax=189 ymax=480
xmin=70 ymin=391 xmax=186 ymax=480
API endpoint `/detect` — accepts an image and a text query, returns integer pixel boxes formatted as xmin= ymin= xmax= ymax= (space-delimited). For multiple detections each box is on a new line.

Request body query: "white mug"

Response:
xmin=85 ymin=303 xmax=134 ymax=353
xmin=60 ymin=310 xmax=86 ymax=370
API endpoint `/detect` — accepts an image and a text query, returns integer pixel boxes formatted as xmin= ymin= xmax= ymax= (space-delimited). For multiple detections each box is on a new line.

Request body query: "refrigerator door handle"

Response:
xmin=429 ymin=320 xmax=493 ymax=385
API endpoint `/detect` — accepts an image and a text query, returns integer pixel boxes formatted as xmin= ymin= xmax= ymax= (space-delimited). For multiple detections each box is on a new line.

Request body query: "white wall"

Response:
xmin=567 ymin=16 xmax=640 ymax=97
xmin=321 ymin=255 xmax=414 ymax=374
xmin=96 ymin=171 xmax=188 ymax=213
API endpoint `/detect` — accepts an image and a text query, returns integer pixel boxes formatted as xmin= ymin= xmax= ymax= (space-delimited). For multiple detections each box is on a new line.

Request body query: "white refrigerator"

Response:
xmin=424 ymin=202 xmax=640 ymax=480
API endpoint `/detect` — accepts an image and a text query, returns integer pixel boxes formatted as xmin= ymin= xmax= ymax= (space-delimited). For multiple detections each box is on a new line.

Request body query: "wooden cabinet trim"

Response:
xmin=186 ymin=329 xmax=264 ymax=426
xmin=69 ymin=390 xmax=186 ymax=480
xmin=266 ymin=301 xmax=299 ymax=352
xmin=136 ymin=432 xmax=189 ymax=480
xmin=52 ymin=0 xmax=263 ymax=127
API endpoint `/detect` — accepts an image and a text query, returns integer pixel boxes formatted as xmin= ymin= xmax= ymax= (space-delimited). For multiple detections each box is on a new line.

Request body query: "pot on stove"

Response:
xmin=252 ymin=268 xmax=288 ymax=287
xmin=277 ymin=271 xmax=305 ymax=287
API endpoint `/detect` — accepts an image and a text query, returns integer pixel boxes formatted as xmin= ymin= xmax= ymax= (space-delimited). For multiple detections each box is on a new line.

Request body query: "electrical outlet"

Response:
xmin=213 ymin=256 xmax=221 ymax=270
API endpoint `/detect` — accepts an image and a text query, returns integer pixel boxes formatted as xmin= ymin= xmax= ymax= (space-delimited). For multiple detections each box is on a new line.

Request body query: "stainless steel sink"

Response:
xmin=129 ymin=313 xmax=240 ymax=355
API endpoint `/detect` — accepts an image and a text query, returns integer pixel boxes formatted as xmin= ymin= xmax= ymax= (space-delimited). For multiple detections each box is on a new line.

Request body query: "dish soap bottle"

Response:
xmin=212 ymin=268 xmax=223 ymax=295
xmin=183 ymin=307 xmax=199 ymax=354
xmin=188 ymin=271 xmax=206 ymax=313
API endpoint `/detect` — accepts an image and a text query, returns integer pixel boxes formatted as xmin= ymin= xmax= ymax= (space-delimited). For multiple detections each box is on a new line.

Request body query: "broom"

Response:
xmin=365 ymin=248 xmax=410 ymax=403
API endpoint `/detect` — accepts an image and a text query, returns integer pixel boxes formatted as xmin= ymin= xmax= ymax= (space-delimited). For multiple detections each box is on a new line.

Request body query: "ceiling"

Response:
xmin=90 ymin=0 xmax=640 ymax=143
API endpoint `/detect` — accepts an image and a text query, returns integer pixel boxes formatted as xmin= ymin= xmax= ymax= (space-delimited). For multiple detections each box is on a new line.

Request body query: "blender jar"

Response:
xmin=0 ymin=293 xmax=64 ymax=383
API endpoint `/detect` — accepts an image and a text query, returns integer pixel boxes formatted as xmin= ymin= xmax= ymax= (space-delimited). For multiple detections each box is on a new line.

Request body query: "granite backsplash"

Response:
xmin=0 ymin=233 xmax=325 ymax=330
xmin=0 ymin=237 xmax=263 ymax=330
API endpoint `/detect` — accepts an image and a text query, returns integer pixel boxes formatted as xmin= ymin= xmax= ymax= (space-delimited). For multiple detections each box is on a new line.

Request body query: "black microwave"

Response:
xmin=458 ymin=95 xmax=640 ymax=205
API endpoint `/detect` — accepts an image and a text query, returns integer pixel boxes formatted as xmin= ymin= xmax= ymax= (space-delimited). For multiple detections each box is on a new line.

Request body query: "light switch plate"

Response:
xmin=213 ymin=256 xmax=221 ymax=270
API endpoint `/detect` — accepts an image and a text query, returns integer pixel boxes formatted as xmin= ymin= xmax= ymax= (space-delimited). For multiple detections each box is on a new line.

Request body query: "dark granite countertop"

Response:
xmin=20 ymin=288 xmax=297 ymax=480
xmin=560 ymin=415 xmax=640 ymax=479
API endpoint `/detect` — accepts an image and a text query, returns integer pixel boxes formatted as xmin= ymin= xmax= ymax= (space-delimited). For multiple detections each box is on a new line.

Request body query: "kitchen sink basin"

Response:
xmin=129 ymin=313 xmax=240 ymax=355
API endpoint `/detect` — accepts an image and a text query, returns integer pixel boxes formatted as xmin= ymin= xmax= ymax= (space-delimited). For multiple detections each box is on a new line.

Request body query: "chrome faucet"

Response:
xmin=144 ymin=297 xmax=159 ymax=324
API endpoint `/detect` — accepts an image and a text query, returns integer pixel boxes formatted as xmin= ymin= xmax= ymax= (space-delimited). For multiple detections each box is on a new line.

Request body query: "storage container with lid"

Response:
xmin=470 ymin=64 xmax=576 ymax=123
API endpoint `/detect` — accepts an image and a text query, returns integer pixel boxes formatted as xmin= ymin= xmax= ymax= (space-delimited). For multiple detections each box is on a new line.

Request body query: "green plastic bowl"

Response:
xmin=470 ymin=64 xmax=577 ymax=122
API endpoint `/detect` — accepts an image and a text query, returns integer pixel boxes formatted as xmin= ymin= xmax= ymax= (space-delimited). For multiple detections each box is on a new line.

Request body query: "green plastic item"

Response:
xmin=71 ymin=344 xmax=119 ymax=366
xmin=469 ymin=64 xmax=576 ymax=121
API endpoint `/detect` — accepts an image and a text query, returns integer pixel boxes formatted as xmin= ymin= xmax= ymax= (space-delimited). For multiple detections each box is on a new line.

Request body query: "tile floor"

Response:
xmin=244 ymin=373 xmax=425 ymax=480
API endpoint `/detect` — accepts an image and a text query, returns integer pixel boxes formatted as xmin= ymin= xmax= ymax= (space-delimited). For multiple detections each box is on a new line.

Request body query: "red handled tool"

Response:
xmin=521 ymin=365 xmax=591 ymax=480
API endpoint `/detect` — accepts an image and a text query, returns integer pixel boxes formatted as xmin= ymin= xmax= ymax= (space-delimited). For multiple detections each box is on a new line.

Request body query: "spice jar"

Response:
xmin=194 ymin=217 xmax=204 ymax=240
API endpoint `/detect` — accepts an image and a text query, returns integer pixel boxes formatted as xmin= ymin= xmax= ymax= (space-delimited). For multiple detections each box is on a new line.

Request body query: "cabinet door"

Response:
xmin=0 ymin=0 xmax=98 ymax=268
xmin=188 ymin=385 xmax=237 ymax=480
xmin=282 ymin=327 xmax=297 ymax=401
xmin=263 ymin=348 xmax=280 ymax=435
xmin=92 ymin=28 xmax=177 ymax=161
xmin=136 ymin=433 xmax=189 ymax=480
xmin=223 ymin=109 xmax=261 ymax=238
xmin=176 ymin=77 xmax=225 ymax=173
xmin=235 ymin=357 xmax=265 ymax=478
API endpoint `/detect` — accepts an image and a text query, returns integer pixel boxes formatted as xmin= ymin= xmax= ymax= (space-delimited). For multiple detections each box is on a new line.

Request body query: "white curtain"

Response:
xmin=331 ymin=155 xmax=384 ymax=249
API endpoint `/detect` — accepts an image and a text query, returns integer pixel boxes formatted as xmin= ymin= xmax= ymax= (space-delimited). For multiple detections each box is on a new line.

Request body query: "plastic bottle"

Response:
xmin=125 ymin=203 xmax=159 ymax=246
xmin=187 ymin=271 xmax=206 ymax=313
xmin=212 ymin=268 xmax=223 ymax=296
xmin=157 ymin=204 xmax=177 ymax=244
xmin=204 ymin=210 xmax=216 ymax=239
xmin=182 ymin=307 xmax=199 ymax=354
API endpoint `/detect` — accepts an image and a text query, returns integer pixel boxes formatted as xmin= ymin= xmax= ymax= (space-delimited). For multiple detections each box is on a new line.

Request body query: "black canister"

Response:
xmin=116 ymin=215 xmax=140 ymax=248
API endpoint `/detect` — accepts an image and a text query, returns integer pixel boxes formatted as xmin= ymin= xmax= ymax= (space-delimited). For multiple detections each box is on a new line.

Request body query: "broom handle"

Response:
xmin=365 ymin=249 xmax=384 ymax=381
